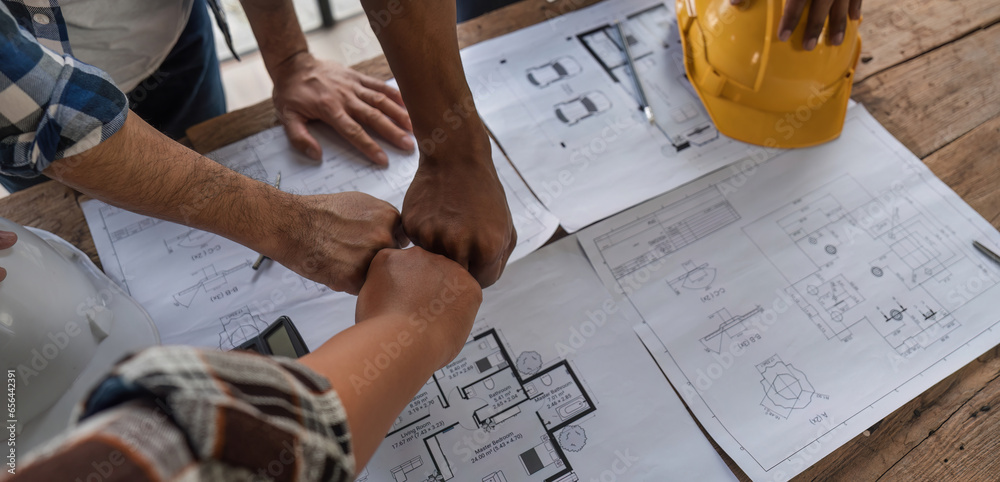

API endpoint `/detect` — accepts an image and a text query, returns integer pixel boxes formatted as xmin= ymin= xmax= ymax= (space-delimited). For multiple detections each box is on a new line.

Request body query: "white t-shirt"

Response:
xmin=61 ymin=0 xmax=195 ymax=92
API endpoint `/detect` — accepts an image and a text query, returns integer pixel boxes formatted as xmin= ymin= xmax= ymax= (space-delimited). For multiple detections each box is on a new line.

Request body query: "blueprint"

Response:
xmin=577 ymin=106 xmax=1000 ymax=481
xmin=81 ymin=119 xmax=558 ymax=347
xmin=461 ymin=0 xmax=775 ymax=231
xmin=358 ymin=237 xmax=737 ymax=482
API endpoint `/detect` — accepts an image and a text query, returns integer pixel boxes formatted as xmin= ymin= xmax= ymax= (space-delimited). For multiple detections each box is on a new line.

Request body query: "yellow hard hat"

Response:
xmin=677 ymin=0 xmax=862 ymax=148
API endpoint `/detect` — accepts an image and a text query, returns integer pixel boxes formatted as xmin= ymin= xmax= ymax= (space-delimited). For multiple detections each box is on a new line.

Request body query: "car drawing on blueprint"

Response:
xmin=554 ymin=91 xmax=612 ymax=125
xmin=526 ymin=56 xmax=582 ymax=87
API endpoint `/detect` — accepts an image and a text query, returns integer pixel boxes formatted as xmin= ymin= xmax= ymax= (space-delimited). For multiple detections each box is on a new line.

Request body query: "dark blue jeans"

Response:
xmin=457 ymin=0 xmax=520 ymax=22
xmin=0 ymin=0 xmax=226 ymax=193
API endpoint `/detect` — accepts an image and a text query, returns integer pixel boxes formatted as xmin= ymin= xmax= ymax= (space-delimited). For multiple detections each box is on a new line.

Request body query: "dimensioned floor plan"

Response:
xmin=358 ymin=329 xmax=595 ymax=482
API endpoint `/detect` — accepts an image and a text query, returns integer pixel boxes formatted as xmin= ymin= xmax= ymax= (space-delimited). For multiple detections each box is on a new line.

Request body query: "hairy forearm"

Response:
xmin=299 ymin=312 xmax=459 ymax=469
xmin=360 ymin=0 xmax=489 ymax=156
xmin=239 ymin=0 xmax=309 ymax=75
xmin=44 ymin=111 xmax=293 ymax=258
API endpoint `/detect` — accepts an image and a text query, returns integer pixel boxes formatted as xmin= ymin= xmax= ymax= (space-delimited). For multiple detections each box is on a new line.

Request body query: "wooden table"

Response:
xmin=2 ymin=1 xmax=998 ymax=479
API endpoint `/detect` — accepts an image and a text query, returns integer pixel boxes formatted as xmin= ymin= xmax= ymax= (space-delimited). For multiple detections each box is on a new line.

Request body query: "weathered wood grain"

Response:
xmin=924 ymin=115 xmax=1000 ymax=229
xmin=855 ymin=0 xmax=1000 ymax=81
xmin=853 ymin=23 xmax=1000 ymax=158
xmin=793 ymin=348 xmax=1000 ymax=480
xmin=880 ymin=350 xmax=1000 ymax=481
xmin=0 ymin=181 xmax=99 ymax=267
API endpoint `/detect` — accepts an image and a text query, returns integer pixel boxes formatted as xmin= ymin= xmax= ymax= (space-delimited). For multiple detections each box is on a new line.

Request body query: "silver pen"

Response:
xmin=615 ymin=20 xmax=656 ymax=125
xmin=252 ymin=171 xmax=282 ymax=271
xmin=973 ymin=240 xmax=1000 ymax=266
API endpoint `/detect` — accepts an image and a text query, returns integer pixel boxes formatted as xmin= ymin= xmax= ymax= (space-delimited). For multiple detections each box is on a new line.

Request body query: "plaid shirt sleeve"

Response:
xmin=0 ymin=1 xmax=127 ymax=178
xmin=8 ymin=347 xmax=355 ymax=482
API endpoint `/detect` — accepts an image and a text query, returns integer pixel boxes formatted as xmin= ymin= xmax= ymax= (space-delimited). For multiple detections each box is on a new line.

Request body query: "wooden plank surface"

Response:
xmin=0 ymin=181 xmax=99 ymax=267
xmin=854 ymin=0 xmax=1000 ymax=81
xmin=881 ymin=352 xmax=1000 ymax=481
xmin=924 ymin=115 xmax=1000 ymax=227
xmin=853 ymin=23 xmax=1000 ymax=158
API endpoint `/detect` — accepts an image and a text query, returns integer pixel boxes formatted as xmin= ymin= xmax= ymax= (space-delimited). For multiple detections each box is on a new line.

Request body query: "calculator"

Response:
xmin=236 ymin=316 xmax=310 ymax=358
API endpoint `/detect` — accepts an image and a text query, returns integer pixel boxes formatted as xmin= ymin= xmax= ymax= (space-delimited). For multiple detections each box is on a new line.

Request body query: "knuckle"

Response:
xmin=373 ymin=230 xmax=395 ymax=248
xmin=367 ymin=109 xmax=385 ymax=124
xmin=343 ymin=123 xmax=365 ymax=137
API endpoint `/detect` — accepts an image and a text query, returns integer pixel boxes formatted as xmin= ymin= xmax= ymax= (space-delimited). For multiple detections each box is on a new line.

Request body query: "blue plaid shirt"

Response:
xmin=0 ymin=0 xmax=128 ymax=179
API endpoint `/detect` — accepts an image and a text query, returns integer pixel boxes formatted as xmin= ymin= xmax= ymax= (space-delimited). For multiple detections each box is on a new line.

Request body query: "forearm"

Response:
xmin=299 ymin=312 xmax=463 ymax=469
xmin=361 ymin=0 xmax=490 ymax=158
xmin=239 ymin=0 xmax=309 ymax=75
xmin=43 ymin=111 xmax=293 ymax=257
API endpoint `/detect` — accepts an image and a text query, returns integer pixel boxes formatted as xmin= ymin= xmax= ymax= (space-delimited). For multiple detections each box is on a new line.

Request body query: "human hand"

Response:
xmin=401 ymin=134 xmax=516 ymax=288
xmin=356 ymin=247 xmax=482 ymax=366
xmin=0 ymin=230 xmax=15 ymax=283
xmin=271 ymin=52 xmax=414 ymax=165
xmin=269 ymin=192 xmax=408 ymax=295
xmin=731 ymin=0 xmax=861 ymax=50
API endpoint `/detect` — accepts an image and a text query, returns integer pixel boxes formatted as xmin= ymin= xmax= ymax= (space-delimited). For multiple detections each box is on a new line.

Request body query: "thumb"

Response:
xmin=283 ymin=112 xmax=322 ymax=161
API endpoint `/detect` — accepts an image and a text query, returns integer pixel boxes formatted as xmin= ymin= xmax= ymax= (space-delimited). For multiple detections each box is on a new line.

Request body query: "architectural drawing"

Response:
xmin=577 ymin=108 xmax=1000 ymax=480
xmin=526 ymin=56 xmax=582 ymax=87
xmin=217 ymin=305 xmax=269 ymax=350
xmin=577 ymin=3 xmax=713 ymax=150
xmin=554 ymin=91 xmax=612 ymax=125
xmin=463 ymin=0 xmax=766 ymax=232
xmin=516 ymin=351 xmax=544 ymax=377
xmin=667 ymin=260 xmax=716 ymax=294
xmin=360 ymin=329 xmax=596 ymax=482
xmin=744 ymin=175 xmax=982 ymax=354
xmin=700 ymin=307 xmax=764 ymax=354
xmin=757 ymin=355 xmax=821 ymax=419
xmin=785 ymin=273 xmax=865 ymax=341
xmin=592 ymin=185 xmax=740 ymax=281
xmin=163 ymin=228 xmax=217 ymax=254
xmin=172 ymin=260 xmax=252 ymax=308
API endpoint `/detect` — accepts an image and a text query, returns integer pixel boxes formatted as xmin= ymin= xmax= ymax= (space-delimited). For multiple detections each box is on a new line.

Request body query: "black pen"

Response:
xmin=615 ymin=20 xmax=655 ymax=125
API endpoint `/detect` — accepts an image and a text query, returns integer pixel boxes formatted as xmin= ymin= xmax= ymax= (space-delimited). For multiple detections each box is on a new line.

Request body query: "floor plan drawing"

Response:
xmin=553 ymin=91 xmax=612 ymax=125
xmin=360 ymin=328 xmax=596 ymax=482
xmin=361 ymin=237 xmax=738 ymax=481
xmin=577 ymin=3 xmax=714 ymax=150
xmin=462 ymin=0 xmax=775 ymax=231
xmin=526 ymin=56 xmax=582 ymax=88
xmin=578 ymin=107 xmax=1000 ymax=480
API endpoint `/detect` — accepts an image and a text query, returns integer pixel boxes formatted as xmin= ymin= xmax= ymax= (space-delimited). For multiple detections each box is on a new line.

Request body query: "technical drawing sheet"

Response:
xmin=80 ymin=121 xmax=558 ymax=348
xmin=576 ymin=106 xmax=1000 ymax=481
xmin=357 ymin=236 xmax=737 ymax=482
xmin=462 ymin=0 xmax=775 ymax=231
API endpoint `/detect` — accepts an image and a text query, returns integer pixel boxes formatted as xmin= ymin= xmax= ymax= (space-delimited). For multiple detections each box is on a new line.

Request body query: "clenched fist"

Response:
xmin=271 ymin=192 xmax=408 ymax=294
xmin=356 ymin=247 xmax=482 ymax=367
xmin=401 ymin=137 xmax=516 ymax=288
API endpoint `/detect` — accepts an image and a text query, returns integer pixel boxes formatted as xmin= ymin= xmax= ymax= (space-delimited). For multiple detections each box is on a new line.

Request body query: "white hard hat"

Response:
xmin=0 ymin=218 xmax=158 ymax=452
